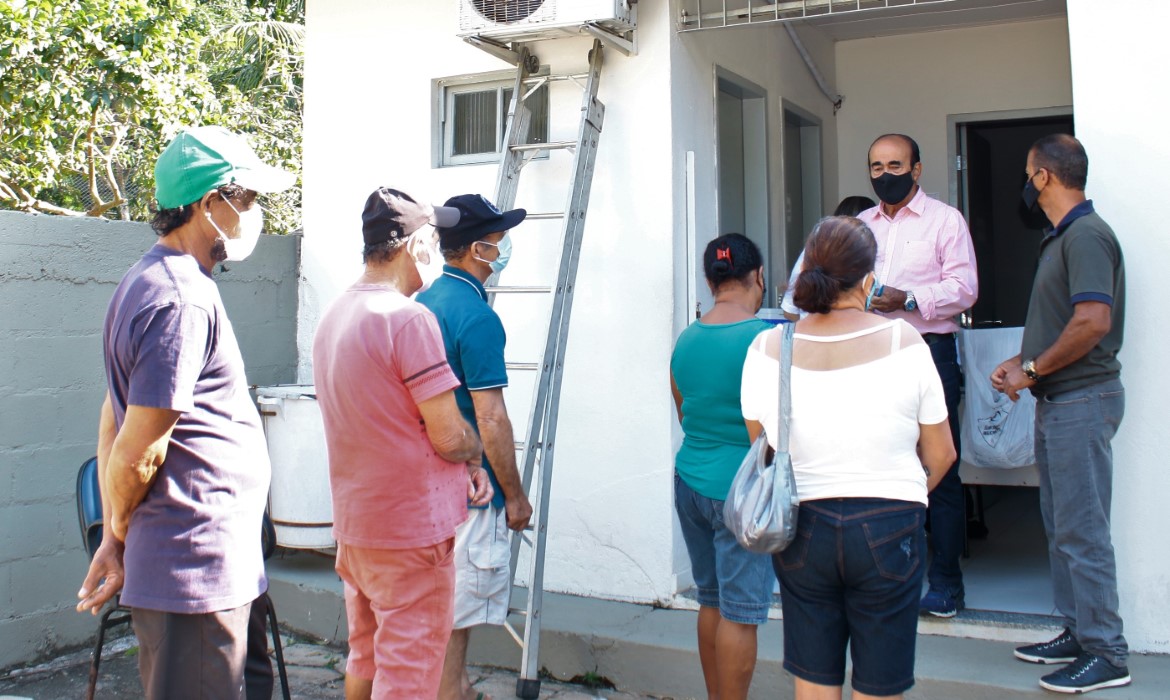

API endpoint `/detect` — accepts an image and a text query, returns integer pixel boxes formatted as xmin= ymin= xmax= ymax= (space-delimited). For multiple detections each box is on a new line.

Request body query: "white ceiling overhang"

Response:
xmin=677 ymin=0 xmax=1067 ymax=40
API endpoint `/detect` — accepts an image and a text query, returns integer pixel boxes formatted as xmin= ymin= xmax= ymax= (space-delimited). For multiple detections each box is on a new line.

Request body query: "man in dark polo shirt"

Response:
xmin=992 ymin=134 xmax=1129 ymax=695
xmin=417 ymin=194 xmax=534 ymax=700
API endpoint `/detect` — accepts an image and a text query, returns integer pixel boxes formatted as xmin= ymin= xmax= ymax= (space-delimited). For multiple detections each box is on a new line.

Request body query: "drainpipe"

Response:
xmin=784 ymin=24 xmax=843 ymax=114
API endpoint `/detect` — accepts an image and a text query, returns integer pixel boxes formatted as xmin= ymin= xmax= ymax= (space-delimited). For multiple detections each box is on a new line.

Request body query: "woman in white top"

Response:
xmin=741 ymin=216 xmax=956 ymax=700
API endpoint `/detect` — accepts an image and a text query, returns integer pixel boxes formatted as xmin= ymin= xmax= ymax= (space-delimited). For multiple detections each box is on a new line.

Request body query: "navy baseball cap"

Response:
xmin=436 ymin=194 xmax=526 ymax=249
xmin=362 ymin=188 xmax=460 ymax=246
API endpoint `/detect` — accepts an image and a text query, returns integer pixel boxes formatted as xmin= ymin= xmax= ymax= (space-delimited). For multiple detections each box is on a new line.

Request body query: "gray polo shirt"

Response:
xmin=1021 ymin=201 xmax=1125 ymax=397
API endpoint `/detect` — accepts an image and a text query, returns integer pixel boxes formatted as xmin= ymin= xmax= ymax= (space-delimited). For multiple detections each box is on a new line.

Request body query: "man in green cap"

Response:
xmin=76 ymin=126 xmax=295 ymax=699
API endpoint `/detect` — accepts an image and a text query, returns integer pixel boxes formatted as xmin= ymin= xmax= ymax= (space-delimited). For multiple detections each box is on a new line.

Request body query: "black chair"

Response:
xmin=75 ymin=457 xmax=291 ymax=700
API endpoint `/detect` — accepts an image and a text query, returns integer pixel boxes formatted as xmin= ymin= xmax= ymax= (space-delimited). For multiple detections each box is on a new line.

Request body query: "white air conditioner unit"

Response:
xmin=458 ymin=0 xmax=635 ymax=42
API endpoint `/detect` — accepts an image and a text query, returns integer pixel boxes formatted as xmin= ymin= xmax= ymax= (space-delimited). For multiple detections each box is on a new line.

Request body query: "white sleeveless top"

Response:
xmin=740 ymin=319 xmax=948 ymax=505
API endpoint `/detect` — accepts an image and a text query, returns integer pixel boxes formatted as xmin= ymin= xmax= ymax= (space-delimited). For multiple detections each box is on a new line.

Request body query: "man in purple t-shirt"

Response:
xmin=76 ymin=127 xmax=295 ymax=699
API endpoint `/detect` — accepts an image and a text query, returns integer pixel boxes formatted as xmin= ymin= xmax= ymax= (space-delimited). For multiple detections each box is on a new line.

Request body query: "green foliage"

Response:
xmin=0 ymin=0 xmax=303 ymax=232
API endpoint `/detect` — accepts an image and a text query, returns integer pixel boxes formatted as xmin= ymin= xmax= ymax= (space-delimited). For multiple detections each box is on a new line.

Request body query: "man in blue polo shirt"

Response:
xmin=992 ymin=134 xmax=1129 ymax=695
xmin=418 ymin=194 xmax=534 ymax=700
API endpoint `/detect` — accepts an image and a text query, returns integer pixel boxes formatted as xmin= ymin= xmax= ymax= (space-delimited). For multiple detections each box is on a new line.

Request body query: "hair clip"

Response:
xmin=716 ymin=248 xmax=732 ymax=263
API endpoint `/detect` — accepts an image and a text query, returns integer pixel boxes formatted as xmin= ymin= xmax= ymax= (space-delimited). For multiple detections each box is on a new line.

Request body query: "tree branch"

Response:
xmin=1 ymin=176 xmax=88 ymax=217
xmin=86 ymin=108 xmax=105 ymax=209
xmin=88 ymin=123 xmax=127 ymax=217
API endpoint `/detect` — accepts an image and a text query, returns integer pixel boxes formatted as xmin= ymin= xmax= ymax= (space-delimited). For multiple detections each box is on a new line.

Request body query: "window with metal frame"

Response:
xmin=435 ymin=72 xmax=549 ymax=167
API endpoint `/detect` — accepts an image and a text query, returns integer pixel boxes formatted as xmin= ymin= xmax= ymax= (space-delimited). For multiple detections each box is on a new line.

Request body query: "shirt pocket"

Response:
xmin=901 ymin=240 xmax=936 ymax=268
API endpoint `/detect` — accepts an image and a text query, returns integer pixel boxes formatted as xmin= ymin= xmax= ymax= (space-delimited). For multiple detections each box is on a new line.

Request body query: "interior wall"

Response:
xmin=835 ymin=17 xmax=1073 ymax=205
xmin=671 ymin=20 xmax=841 ymax=319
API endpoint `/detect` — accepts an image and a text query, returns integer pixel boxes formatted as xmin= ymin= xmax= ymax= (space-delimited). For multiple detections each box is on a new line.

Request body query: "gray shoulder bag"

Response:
xmin=723 ymin=322 xmax=800 ymax=553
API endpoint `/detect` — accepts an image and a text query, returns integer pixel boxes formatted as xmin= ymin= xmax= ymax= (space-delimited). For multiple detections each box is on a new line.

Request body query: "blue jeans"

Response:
xmin=926 ymin=336 xmax=965 ymax=595
xmin=773 ymin=498 xmax=926 ymax=696
xmin=1035 ymin=378 xmax=1128 ymax=666
xmin=674 ymin=475 xmax=775 ymax=624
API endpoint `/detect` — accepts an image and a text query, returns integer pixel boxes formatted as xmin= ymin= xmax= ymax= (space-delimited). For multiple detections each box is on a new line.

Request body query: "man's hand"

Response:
xmin=468 ymin=466 xmax=494 ymax=507
xmin=868 ymin=286 xmax=908 ymax=313
xmin=505 ymin=494 xmax=534 ymax=532
xmin=991 ymin=357 xmax=1035 ymax=402
xmin=76 ymin=538 xmax=125 ymax=615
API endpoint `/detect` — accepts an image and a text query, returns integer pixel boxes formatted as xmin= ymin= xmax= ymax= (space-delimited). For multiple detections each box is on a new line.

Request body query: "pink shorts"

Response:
xmin=335 ymin=539 xmax=456 ymax=699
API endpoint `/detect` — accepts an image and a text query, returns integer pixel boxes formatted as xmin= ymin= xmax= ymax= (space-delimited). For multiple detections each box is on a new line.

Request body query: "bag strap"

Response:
xmin=777 ymin=322 xmax=795 ymax=453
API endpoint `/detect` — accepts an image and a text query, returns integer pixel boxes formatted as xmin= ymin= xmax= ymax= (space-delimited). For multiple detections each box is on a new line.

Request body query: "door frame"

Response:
xmin=713 ymin=66 xmax=772 ymax=292
xmin=780 ymin=98 xmax=824 ymax=289
xmin=946 ymin=105 xmax=1074 ymax=216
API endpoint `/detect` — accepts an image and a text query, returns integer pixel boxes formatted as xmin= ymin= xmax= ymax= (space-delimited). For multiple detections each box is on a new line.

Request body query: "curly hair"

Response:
xmin=150 ymin=183 xmax=248 ymax=236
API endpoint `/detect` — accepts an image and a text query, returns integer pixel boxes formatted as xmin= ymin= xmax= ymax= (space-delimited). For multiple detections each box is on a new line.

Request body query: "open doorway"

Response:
xmin=957 ymin=112 xmax=1075 ymax=327
xmin=715 ymin=69 xmax=771 ymax=289
xmin=782 ymin=101 xmax=823 ymax=293
xmin=953 ymin=110 xmax=1074 ymax=618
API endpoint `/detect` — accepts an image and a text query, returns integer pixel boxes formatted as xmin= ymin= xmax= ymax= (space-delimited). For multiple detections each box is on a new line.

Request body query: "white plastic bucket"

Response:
xmin=255 ymin=384 xmax=335 ymax=549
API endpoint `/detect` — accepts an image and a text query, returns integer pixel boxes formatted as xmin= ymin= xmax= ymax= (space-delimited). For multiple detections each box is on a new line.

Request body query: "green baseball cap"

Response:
xmin=153 ymin=126 xmax=297 ymax=209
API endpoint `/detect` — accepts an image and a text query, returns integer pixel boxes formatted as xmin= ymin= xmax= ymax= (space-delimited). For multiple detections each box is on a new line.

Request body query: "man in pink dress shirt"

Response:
xmin=860 ymin=133 xmax=979 ymax=618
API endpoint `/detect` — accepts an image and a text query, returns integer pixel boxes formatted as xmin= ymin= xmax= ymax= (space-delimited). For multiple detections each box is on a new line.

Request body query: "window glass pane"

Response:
xmin=501 ymin=85 xmax=549 ymax=146
xmin=452 ymin=89 xmax=498 ymax=156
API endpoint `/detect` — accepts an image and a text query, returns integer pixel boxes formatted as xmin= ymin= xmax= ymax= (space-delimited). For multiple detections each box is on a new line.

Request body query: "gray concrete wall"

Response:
xmin=0 ymin=211 xmax=300 ymax=670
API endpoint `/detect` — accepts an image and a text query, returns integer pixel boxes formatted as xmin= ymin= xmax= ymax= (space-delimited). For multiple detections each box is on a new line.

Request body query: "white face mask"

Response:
xmin=208 ymin=198 xmax=264 ymax=262
xmin=408 ymin=229 xmax=443 ymax=294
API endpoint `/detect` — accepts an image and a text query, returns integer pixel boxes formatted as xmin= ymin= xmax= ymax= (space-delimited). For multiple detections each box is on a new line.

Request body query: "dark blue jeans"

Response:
xmin=926 ymin=335 xmax=965 ymax=595
xmin=773 ymin=498 xmax=926 ymax=696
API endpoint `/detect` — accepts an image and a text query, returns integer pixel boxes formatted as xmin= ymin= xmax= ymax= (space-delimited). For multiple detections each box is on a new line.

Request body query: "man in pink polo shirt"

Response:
xmin=860 ymin=134 xmax=979 ymax=619
xmin=313 ymin=187 xmax=494 ymax=698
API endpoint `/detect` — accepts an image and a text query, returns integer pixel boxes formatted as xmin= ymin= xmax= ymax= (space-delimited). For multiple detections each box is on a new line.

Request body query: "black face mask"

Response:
xmin=1021 ymin=177 xmax=1041 ymax=213
xmin=870 ymin=171 xmax=915 ymax=206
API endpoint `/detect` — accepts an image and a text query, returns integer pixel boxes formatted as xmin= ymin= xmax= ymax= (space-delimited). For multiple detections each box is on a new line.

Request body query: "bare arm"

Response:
xmin=745 ymin=419 xmax=763 ymax=444
xmin=470 ymin=388 xmax=532 ymax=531
xmin=105 ymin=405 xmax=180 ymax=541
xmin=992 ymin=301 xmax=1111 ymax=401
xmin=1034 ymin=301 xmax=1112 ymax=376
xmin=416 ymin=389 xmax=482 ymax=464
xmin=78 ymin=393 xmax=125 ymax=614
xmin=670 ymin=372 xmax=683 ymax=423
xmin=918 ymin=420 xmax=957 ymax=492
xmin=95 ymin=393 xmax=117 ymax=533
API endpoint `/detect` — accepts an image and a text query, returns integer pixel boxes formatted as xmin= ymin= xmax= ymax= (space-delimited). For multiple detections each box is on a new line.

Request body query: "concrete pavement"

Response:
xmin=0 ymin=629 xmax=658 ymax=700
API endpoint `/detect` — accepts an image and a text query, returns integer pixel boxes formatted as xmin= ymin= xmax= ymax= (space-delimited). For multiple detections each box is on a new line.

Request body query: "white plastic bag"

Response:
xmin=959 ymin=327 xmax=1036 ymax=468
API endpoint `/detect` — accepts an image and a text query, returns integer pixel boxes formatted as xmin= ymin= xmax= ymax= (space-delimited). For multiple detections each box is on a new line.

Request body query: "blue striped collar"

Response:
xmin=441 ymin=265 xmax=487 ymax=302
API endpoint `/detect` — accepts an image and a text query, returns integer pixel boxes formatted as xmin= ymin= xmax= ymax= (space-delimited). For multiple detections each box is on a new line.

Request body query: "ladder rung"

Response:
xmin=506 ymin=362 xmax=540 ymax=371
xmin=507 ymin=607 xmax=529 ymax=617
xmin=485 ymin=285 xmax=552 ymax=294
xmin=510 ymin=141 xmax=575 ymax=152
xmin=525 ymin=212 xmax=564 ymax=220
xmin=522 ymin=73 xmax=587 ymax=85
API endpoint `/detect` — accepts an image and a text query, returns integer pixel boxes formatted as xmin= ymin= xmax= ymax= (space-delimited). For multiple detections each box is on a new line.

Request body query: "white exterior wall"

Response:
xmin=304 ymin=1 xmax=1170 ymax=650
xmin=303 ymin=0 xmax=681 ymax=603
xmin=835 ymin=18 xmax=1073 ymax=200
xmin=1066 ymin=0 xmax=1170 ymax=655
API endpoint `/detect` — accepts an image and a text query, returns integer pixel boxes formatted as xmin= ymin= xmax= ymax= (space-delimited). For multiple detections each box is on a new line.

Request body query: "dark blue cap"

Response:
xmin=436 ymin=194 xmax=526 ymax=248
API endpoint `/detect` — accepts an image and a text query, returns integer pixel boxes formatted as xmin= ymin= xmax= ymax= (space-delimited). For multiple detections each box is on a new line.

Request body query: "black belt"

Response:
xmin=922 ymin=332 xmax=956 ymax=345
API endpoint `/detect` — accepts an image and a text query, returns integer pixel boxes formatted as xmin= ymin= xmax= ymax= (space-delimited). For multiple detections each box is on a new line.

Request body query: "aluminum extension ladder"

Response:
xmin=486 ymin=39 xmax=606 ymax=699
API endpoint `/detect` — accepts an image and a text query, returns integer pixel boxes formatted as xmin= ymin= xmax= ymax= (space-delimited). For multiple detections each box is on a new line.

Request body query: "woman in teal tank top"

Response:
xmin=670 ymin=233 xmax=776 ymax=700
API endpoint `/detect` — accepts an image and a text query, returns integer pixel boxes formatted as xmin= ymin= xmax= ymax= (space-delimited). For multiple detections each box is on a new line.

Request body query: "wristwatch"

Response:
xmin=1022 ymin=358 xmax=1043 ymax=382
xmin=903 ymin=291 xmax=918 ymax=312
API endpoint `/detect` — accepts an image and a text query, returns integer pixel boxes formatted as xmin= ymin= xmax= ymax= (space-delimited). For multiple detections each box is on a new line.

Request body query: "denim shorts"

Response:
xmin=773 ymin=498 xmax=926 ymax=696
xmin=674 ymin=474 xmax=775 ymax=625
